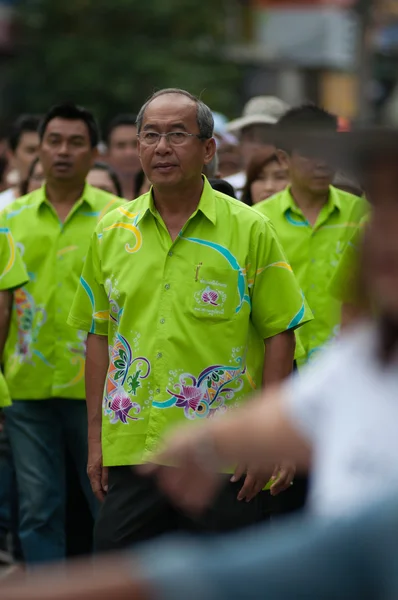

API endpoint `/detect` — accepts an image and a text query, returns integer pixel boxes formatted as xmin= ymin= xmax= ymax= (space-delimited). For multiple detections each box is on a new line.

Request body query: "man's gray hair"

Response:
xmin=136 ymin=88 xmax=214 ymax=139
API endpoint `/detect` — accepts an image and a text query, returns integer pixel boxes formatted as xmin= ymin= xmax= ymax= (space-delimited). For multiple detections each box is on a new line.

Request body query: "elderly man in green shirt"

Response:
xmin=68 ymin=88 xmax=312 ymax=552
xmin=255 ymin=104 xmax=368 ymax=365
xmin=0 ymin=103 xmax=124 ymax=564
xmin=0 ymin=228 xmax=28 ymax=558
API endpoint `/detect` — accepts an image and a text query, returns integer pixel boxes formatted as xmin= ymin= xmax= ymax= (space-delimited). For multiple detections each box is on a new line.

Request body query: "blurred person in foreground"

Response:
xmin=3 ymin=136 xmax=398 ymax=598
xmin=0 ymin=115 xmax=41 ymax=210
xmin=0 ymin=230 xmax=28 ymax=563
xmin=105 ymin=114 xmax=141 ymax=199
xmin=67 ymin=87 xmax=312 ymax=553
xmin=0 ymin=103 xmax=124 ymax=564
xmin=329 ymin=215 xmax=371 ymax=329
xmin=225 ymin=96 xmax=289 ymax=198
xmin=241 ymin=147 xmax=289 ymax=206
xmin=255 ymin=105 xmax=367 ymax=366
xmin=87 ymin=161 xmax=123 ymax=197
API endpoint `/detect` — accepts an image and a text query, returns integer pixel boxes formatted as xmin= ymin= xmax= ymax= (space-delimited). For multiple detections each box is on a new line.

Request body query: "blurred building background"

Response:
xmin=0 ymin=0 xmax=396 ymax=128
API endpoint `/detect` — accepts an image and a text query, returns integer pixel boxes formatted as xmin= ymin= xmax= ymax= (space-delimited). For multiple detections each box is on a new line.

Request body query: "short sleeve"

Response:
xmin=249 ymin=217 xmax=313 ymax=340
xmin=67 ymin=228 xmax=109 ymax=336
xmin=0 ymin=225 xmax=29 ymax=291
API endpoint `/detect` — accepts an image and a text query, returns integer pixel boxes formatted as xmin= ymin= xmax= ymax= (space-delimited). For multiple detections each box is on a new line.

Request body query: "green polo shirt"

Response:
xmin=0 ymin=184 xmax=123 ymax=401
xmin=68 ymin=177 xmax=312 ymax=466
xmin=329 ymin=215 xmax=369 ymax=305
xmin=0 ymin=227 xmax=29 ymax=407
xmin=255 ymin=186 xmax=367 ymax=364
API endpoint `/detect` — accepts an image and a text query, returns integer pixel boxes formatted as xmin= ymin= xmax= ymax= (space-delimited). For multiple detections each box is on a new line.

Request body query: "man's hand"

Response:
xmin=231 ymin=464 xmax=275 ymax=502
xmin=270 ymin=462 xmax=296 ymax=496
xmin=138 ymin=427 xmax=223 ymax=514
xmin=87 ymin=439 xmax=108 ymax=502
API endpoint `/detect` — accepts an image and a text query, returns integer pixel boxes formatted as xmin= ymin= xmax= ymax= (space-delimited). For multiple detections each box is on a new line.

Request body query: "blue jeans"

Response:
xmin=4 ymin=399 xmax=98 ymax=564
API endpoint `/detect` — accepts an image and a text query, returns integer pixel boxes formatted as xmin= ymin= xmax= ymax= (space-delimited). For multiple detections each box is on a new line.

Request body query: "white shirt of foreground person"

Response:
xmin=285 ymin=323 xmax=398 ymax=518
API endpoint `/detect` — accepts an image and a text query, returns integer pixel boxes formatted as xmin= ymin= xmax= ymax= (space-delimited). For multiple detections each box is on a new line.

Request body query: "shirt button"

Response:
xmin=160 ymin=318 xmax=165 ymax=324
xmin=156 ymin=352 xmax=163 ymax=359
xmin=168 ymin=251 xmax=173 ymax=257
xmin=164 ymin=284 xmax=170 ymax=290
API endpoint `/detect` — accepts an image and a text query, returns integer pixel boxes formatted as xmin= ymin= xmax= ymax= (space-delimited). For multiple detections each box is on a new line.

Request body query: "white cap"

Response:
xmin=227 ymin=96 xmax=290 ymax=134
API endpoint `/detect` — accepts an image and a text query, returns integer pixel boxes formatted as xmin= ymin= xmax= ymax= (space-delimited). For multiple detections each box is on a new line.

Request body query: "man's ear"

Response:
xmin=276 ymin=149 xmax=289 ymax=169
xmin=203 ymin=137 xmax=217 ymax=166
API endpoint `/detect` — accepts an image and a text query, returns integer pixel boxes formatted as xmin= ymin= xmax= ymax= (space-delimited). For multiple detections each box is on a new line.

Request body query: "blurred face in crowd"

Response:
xmin=240 ymin=125 xmax=274 ymax=168
xmin=250 ymin=158 xmax=289 ymax=204
xmin=87 ymin=167 xmax=118 ymax=195
xmin=12 ymin=131 xmax=40 ymax=180
xmin=40 ymin=118 xmax=97 ymax=185
xmin=27 ymin=160 xmax=44 ymax=194
xmin=279 ymin=148 xmax=334 ymax=195
xmin=108 ymin=125 xmax=140 ymax=173
xmin=217 ymin=143 xmax=242 ymax=178
xmin=138 ymin=94 xmax=216 ymax=191
xmin=363 ymin=156 xmax=398 ymax=316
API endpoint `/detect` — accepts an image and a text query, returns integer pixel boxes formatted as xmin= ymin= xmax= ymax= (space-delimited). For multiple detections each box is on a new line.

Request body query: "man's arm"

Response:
xmin=86 ymin=332 xmax=109 ymax=501
xmin=0 ymin=554 xmax=150 ymax=600
xmin=233 ymin=329 xmax=296 ymax=501
xmin=263 ymin=329 xmax=295 ymax=386
xmin=144 ymin=387 xmax=311 ymax=514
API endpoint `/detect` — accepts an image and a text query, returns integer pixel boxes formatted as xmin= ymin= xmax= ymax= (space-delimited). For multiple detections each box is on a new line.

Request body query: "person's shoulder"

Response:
xmin=1 ymin=189 xmax=41 ymax=220
xmin=96 ymin=193 xmax=148 ymax=230
xmin=253 ymin=190 xmax=286 ymax=218
xmin=332 ymin=186 xmax=368 ymax=212
xmin=213 ymin=190 xmax=274 ymax=229
xmin=305 ymin=322 xmax=375 ymax=378
xmin=85 ymin=184 xmax=126 ymax=211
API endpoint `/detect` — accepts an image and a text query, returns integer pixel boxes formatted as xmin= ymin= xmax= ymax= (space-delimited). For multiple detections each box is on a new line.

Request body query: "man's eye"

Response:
xmin=170 ymin=132 xmax=186 ymax=140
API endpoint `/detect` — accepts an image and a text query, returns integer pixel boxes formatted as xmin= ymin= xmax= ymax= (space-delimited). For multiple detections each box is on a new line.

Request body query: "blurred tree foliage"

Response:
xmin=7 ymin=0 xmax=241 ymax=131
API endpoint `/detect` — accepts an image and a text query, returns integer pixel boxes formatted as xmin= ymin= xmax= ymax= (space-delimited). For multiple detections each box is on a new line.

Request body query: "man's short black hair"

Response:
xmin=8 ymin=114 xmax=41 ymax=153
xmin=105 ymin=114 xmax=138 ymax=146
xmin=38 ymin=103 xmax=100 ymax=148
xmin=275 ymin=104 xmax=337 ymax=154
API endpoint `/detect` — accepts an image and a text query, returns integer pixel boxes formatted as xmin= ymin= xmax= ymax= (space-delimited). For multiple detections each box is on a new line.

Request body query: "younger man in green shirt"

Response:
xmin=255 ymin=105 xmax=367 ymax=365
xmin=1 ymin=103 xmax=124 ymax=563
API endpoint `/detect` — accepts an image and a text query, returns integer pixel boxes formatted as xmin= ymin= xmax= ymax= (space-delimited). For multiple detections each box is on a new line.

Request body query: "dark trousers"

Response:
xmin=95 ymin=466 xmax=273 ymax=552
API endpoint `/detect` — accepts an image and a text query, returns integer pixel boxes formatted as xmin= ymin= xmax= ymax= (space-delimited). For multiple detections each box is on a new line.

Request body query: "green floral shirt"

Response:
xmin=68 ymin=178 xmax=312 ymax=466
xmin=1 ymin=184 xmax=123 ymax=400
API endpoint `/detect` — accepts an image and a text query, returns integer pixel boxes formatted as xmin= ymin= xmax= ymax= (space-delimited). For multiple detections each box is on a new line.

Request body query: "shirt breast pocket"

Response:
xmin=188 ymin=265 xmax=240 ymax=322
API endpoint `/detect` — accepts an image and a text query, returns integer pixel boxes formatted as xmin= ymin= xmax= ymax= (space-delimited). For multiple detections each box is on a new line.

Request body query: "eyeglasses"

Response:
xmin=138 ymin=131 xmax=206 ymax=146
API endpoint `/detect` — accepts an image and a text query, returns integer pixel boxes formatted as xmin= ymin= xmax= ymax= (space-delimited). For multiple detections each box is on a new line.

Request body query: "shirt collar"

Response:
xmin=280 ymin=185 xmax=341 ymax=215
xmin=36 ymin=183 xmax=96 ymax=212
xmin=135 ymin=176 xmax=217 ymax=226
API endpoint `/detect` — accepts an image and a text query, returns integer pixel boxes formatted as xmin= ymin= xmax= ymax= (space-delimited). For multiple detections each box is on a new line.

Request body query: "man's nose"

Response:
xmin=155 ymin=135 xmax=172 ymax=153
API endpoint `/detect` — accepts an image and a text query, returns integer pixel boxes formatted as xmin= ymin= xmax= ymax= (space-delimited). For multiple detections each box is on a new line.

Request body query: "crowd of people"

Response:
xmin=0 ymin=86 xmax=397 ymax=599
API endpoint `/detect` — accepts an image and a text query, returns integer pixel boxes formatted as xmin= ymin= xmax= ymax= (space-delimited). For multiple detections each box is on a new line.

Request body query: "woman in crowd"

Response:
xmin=86 ymin=161 xmax=123 ymax=197
xmin=241 ymin=148 xmax=289 ymax=206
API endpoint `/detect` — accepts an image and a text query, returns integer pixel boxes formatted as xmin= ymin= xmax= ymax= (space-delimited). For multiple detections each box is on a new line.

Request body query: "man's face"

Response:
xmin=137 ymin=94 xmax=216 ymax=190
xmin=285 ymin=149 xmax=334 ymax=194
xmin=108 ymin=125 xmax=140 ymax=173
xmin=39 ymin=118 xmax=96 ymax=184
xmin=13 ymin=131 xmax=40 ymax=180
